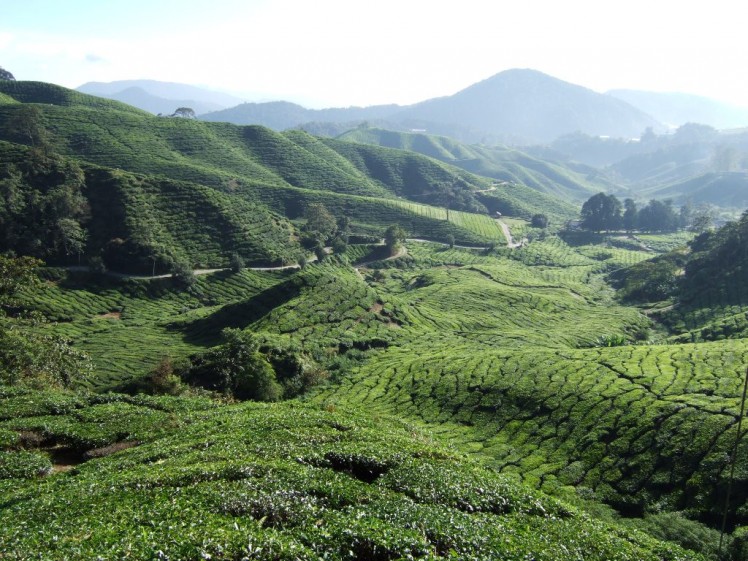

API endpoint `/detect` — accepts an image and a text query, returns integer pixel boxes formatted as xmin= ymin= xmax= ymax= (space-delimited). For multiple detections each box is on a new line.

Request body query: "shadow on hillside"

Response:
xmin=171 ymin=278 xmax=303 ymax=346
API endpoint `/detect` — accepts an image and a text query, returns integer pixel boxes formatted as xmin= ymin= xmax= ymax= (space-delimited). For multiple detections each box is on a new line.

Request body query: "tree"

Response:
xmin=690 ymin=205 xmax=715 ymax=233
xmin=384 ymin=224 xmax=406 ymax=256
xmin=171 ymin=107 xmax=196 ymax=119
xmin=303 ymin=203 xmax=337 ymax=243
xmin=580 ymin=192 xmax=622 ymax=232
xmin=171 ymin=258 xmax=196 ymax=288
xmin=0 ymin=255 xmax=92 ymax=388
xmin=531 ymin=214 xmax=549 ymax=229
xmin=637 ymin=199 xmax=678 ymax=232
xmin=229 ymin=252 xmax=245 ymax=273
xmin=336 ymin=215 xmax=351 ymax=242
xmin=185 ymin=328 xmax=282 ymax=401
xmin=56 ymin=218 xmax=87 ymax=261
xmin=8 ymin=106 xmax=49 ymax=148
xmin=331 ymin=236 xmax=348 ymax=254
xmin=446 ymin=234 xmax=456 ymax=248
xmin=678 ymin=201 xmax=693 ymax=230
xmin=0 ymin=255 xmax=41 ymax=309
xmin=0 ymin=67 xmax=15 ymax=81
xmin=623 ymin=199 xmax=638 ymax=232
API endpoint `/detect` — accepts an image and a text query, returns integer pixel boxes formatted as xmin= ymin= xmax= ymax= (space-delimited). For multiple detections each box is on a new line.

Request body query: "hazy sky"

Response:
xmin=2 ymin=0 xmax=747 ymax=108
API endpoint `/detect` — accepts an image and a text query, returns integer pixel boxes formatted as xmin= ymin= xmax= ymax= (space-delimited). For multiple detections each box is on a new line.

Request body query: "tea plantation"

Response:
xmin=0 ymin=388 xmax=702 ymax=560
xmin=3 ymin=80 xmax=748 ymax=559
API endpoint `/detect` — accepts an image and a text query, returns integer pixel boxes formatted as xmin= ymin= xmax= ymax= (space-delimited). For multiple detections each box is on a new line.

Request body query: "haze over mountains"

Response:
xmin=77 ymin=79 xmax=246 ymax=116
xmin=78 ymin=69 xmax=748 ymax=145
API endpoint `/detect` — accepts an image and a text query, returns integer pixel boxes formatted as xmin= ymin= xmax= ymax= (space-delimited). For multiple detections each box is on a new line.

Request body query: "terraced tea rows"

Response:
xmin=0 ymin=388 xmax=700 ymax=560
xmin=313 ymin=339 xmax=748 ymax=526
xmin=26 ymin=269 xmax=292 ymax=390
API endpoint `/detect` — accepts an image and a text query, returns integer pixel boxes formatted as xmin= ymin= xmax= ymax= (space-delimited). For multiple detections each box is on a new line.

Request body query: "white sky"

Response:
xmin=2 ymin=0 xmax=747 ymax=108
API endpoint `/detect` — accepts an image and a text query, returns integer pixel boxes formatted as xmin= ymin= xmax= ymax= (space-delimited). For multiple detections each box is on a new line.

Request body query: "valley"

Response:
xmin=1 ymin=78 xmax=748 ymax=560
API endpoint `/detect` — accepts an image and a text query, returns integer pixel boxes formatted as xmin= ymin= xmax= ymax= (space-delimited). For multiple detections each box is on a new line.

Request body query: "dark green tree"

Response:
xmin=229 ymin=252 xmax=245 ymax=273
xmin=304 ymin=203 xmax=337 ymax=243
xmin=531 ymin=214 xmax=549 ymax=229
xmin=0 ymin=255 xmax=92 ymax=388
xmin=186 ymin=328 xmax=282 ymax=401
xmin=689 ymin=205 xmax=715 ymax=233
xmin=637 ymin=199 xmax=678 ymax=232
xmin=0 ymin=66 xmax=15 ymax=81
xmin=678 ymin=201 xmax=693 ymax=230
xmin=580 ymin=193 xmax=622 ymax=232
xmin=171 ymin=107 xmax=196 ymax=119
xmin=171 ymin=258 xmax=196 ymax=288
xmin=384 ymin=224 xmax=407 ymax=256
xmin=623 ymin=199 xmax=638 ymax=232
xmin=331 ymin=236 xmax=348 ymax=254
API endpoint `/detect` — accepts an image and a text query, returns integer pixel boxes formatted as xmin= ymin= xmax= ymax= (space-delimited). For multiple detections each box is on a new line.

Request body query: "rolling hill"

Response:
xmin=5 ymin=78 xmax=748 ymax=559
xmin=0 ymin=80 xmax=565 ymax=271
xmin=337 ymin=126 xmax=614 ymax=204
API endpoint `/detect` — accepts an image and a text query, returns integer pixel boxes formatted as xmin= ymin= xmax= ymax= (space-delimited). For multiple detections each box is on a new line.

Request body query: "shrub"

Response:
xmin=229 ymin=252 xmax=245 ymax=273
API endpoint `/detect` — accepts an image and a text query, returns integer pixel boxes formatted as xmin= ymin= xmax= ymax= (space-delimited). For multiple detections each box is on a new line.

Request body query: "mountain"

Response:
xmin=201 ymin=100 xmax=400 ymax=129
xmin=338 ymin=126 xmax=615 ymax=204
xmin=200 ymin=69 xmax=664 ymax=144
xmin=4 ymin=79 xmax=748 ymax=560
xmin=0 ymin=80 xmax=549 ymax=271
xmin=77 ymin=79 xmax=245 ymax=115
xmin=650 ymin=171 xmax=748 ymax=207
xmin=393 ymin=69 xmax=662 ymax=144
xmin=88 ymin=86 xmax=228 ymax=116
xmin=608 ymin=89 xmax=748 ymax=130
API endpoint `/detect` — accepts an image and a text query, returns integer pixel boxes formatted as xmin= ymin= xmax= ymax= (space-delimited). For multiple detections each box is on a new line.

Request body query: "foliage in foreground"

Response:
xmin=0 ymin=388 xmax=702 ymax=560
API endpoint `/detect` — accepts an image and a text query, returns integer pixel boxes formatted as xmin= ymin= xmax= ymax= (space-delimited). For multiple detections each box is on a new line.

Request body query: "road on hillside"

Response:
xmin=63 ymin=221 xmax=525 ymax=280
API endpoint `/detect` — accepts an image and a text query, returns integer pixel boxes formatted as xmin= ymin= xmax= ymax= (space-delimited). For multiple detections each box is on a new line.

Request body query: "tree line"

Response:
xmin=578 ymin=192 xmax=713 ymax=233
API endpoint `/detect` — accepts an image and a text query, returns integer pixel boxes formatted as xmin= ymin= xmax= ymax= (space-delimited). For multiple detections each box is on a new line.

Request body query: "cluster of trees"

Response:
xmin=579 ymin=192 xmax=712 ymax=233
xmin=301 ymin=203 xmax=351 ymax=259
xmin=0 ymin=255 xmax=91 ymax=388
xmin=0 ymin=153 xmax=90 ymax=263
xmin=175 ymin=328 xmax=328 ymax=401
xmin=0 ymin=66 xmax=14 ymax=81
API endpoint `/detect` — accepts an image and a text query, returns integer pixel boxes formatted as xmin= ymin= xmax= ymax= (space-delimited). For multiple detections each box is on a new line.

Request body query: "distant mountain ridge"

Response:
xmin=608 ymin=89 xmax=748 ymax=130
xmin=77 ymin=79 xmax=246 ymax=115
xmin=201 ymin=69 xmax=663 ymax=144
xmin=391 ymin=69 xmax=662 ymax=143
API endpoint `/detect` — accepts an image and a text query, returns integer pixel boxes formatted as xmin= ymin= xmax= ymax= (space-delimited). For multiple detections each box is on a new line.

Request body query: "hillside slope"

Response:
xmin=338 ymin=126 xmax=612 ymax=205
xmin=0 ymin=388 xmax=701 ymax=560
xmin=0 ymin=81 xmax=552 ymax=269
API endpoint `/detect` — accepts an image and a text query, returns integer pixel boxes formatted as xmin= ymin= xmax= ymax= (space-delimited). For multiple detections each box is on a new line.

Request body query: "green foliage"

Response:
xmin=580 ymin=192 xmax=622 ymax=232
xmin=384 ymin=224 xmax=406 ymax=255
xmin=185 ymin=328 xmax=282 ymax=401
xmin=0 ymin=450 xmax=52 ymax=479
xmin=637 ymin=199 xmax=680 ymax=232
xmin=531 ymin=213 xmax=549 ymax=228
xmin=0 ymin=67 xmax=15 ymax=81
xmin=0 ymin=254 xmax=41 ymax=307
xmin=0 ymin=389 xmax=703 ymax=560
xmin=0 ymin=255 xmax=92 ymax=388
xmin=303 ymin=202 xmax=337 ymax=243
xmin=229 ymin=251 xmax=245 ymax=273
xmin=0 ymin=153 xmax=89 ymax=262
xmin=626 ymin=512 xmax=725 ymax=561
xmin=610 ymin=252 xmax=686 ymax=303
